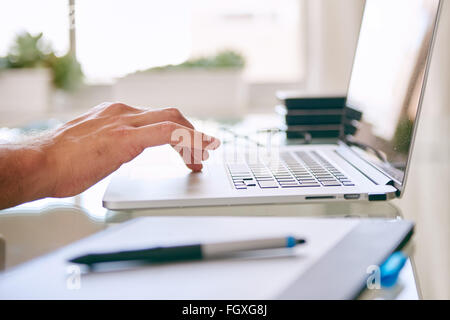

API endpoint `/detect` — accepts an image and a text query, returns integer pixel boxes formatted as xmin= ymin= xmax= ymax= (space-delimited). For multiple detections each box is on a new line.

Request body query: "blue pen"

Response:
xmin=69 ymin=236 xmax=306 ymax=265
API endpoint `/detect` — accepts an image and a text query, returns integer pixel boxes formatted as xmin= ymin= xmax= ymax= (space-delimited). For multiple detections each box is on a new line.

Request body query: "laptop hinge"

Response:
xmin=335 ymin=144 xmax=394 ymax=187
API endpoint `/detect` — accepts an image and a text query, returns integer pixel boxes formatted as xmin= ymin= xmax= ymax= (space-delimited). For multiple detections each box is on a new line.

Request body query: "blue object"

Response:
xmin=286 ymin=236 xmax=297 ymax=248
xmin=380 ymin=251 xmax=408 ymax=288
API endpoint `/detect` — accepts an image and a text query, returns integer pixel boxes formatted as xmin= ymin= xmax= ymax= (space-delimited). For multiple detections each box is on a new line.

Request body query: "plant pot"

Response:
xmin=0 ymin=68 xmax=52 ymax=127
xmin=113 ymin=69 xmax=247 ymax=119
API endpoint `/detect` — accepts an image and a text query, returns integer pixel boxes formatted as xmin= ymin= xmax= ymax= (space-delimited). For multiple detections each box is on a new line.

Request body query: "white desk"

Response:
xmin=0 ymin=216 xmax=418 ymax=299
xmin=0 ymin=115 xmax=422 ymax=299
xmin=0 ymin=177 xmax=420 ymax=299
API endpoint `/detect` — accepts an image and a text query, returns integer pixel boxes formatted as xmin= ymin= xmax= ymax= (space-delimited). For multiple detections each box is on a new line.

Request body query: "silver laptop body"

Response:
xmin=103 ymin=0 xmax=442 ymax=210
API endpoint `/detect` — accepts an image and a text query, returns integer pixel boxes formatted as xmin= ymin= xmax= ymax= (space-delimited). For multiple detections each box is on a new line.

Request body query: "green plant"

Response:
xmin=0 ymin=57 xmax=8 ymax=69
xmin=5 ymin=32 xmax=51 ymax=69
xmin=392 ymin=116 xmax=414 ymax=154
xmin=47 ymin=53 xmax=83 ymax=91
xmin=0 ymin=32 xmax=83 ymax=91
xmin=147 ymin=50 xmax=246 ymax=72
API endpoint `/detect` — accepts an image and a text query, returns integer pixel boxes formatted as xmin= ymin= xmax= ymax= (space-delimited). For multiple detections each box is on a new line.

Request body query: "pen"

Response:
xmin=68 ymin=236 xmax=306 ymax=265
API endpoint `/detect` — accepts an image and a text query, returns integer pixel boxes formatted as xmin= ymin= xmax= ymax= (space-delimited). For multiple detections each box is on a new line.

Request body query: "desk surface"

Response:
xmin=1 ymin=113 xmax=443 ymax=300
xmin=0 ymin=216 xmax=418 ymax=300
xmin=0 ymin=176 xmax=420 ymax=300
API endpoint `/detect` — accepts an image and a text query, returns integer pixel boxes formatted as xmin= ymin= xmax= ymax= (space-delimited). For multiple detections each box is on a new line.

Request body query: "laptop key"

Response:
xmin=299 ymin=183 xmax=321 ymax=187
xmin=280 ymin=181 xmax=300 ymax=185
xmin=273 ymin=174 xmax=291 ymax=178
xmin=228 ymin=164 xmax=249 ymax=170
xmin=276 ymin=176 xmax=295 ymax=180
xmin=296 ymin=175 xmax=313 ymax=179
xmin=258 ymin=181 xmax=279 ymax=188
xmin=252 ymin=172 xmax=271 ymax=176
xmin=315 ymin=174 xmax=334 ymax=178
xmin=256 ymin=178 xmax=276 ymax=182
xmin=321 ymin=181 xmax=342 ymax=186
xmin=255 ymin=176 xmax=273 ymax=180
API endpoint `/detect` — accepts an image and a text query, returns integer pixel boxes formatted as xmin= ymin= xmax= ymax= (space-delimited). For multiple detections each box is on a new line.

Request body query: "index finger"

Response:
xmin=130 ymin=121 xmax=221 ymax=151
xmin=127 ymin=107 xmax=195 ymax=130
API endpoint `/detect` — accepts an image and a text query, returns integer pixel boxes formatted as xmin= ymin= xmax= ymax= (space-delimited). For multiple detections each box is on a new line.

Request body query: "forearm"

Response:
xmin=0 ymin=144 xmax=51 ymax=209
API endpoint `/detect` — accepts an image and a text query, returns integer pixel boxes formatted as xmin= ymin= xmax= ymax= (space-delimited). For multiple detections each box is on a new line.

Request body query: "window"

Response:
xmin=0 ymin=0 xmax=304 ymax=83
xmin=0 ymin=0 xmax=69 ymax=56
xmin=189 ymin=0 xmax=304 ymax=82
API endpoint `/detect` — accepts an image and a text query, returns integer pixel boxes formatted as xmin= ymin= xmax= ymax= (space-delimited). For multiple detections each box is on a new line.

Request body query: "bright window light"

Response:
xmin=0 ymin=0 xmax=303 ymax=83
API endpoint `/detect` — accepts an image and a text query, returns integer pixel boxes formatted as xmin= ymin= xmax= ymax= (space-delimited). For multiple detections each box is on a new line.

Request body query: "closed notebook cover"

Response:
xmin=0 ymin=217 xmax=413 ymax=299
xmin=278 ymin=219 xmax=414 ymax=300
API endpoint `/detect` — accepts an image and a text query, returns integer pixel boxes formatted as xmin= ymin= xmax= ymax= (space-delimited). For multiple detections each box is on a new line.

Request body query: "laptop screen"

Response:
xmin=346 ymin=0 xmax=441 ymax=188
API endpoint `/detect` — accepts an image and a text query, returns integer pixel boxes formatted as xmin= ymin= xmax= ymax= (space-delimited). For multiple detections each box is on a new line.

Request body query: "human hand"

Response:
xmin=0 ymin=102 xmax=220 ymax=208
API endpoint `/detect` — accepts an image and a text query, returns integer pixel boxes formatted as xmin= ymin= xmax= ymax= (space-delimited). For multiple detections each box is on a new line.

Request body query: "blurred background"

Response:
xmin=0 ymin=0 xmax=364 ymax=125
xmin=0 ymin=0 xmax=448 ymax=299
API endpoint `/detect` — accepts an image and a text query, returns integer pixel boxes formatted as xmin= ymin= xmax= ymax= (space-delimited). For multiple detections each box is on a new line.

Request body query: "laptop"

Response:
xmin=103 ymin=0 xmax=442 ymax=210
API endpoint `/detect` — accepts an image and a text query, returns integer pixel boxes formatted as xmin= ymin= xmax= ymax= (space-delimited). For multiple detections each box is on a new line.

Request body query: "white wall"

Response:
xmin=303 ymin=0 xmax=365 ymax=94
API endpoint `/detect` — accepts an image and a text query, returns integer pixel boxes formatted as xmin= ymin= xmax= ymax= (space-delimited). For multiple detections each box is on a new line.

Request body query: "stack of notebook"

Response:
xmin=276 ymin=91 xmax=362 ymax=140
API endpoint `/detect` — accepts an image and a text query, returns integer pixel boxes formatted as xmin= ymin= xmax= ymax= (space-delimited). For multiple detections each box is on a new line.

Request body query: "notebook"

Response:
xmin=0 ymin=217 xmax=413 ymax=299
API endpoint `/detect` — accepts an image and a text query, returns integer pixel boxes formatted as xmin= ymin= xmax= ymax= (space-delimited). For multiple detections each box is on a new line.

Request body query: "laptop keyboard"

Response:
xmin=227 ymin=151 xmax=355 ymax=190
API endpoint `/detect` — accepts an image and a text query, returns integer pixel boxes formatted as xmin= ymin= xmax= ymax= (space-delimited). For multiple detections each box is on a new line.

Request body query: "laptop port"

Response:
xmin=368 ymin=194 xmax=387 ymax=201
xmin=344 ymin=194 xmax=361 ymax=200
xmin=305 ymin=196 xmax=335 ymax=200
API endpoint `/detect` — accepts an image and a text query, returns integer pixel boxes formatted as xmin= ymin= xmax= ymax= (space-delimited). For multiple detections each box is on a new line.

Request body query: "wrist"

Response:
xmin=20 ymin=144 xmax=55 ymax=201
xmin=0 ymin=144 xmax=51 ymax=208
xmin=1 ymin=145 xmax=40 ymax=208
